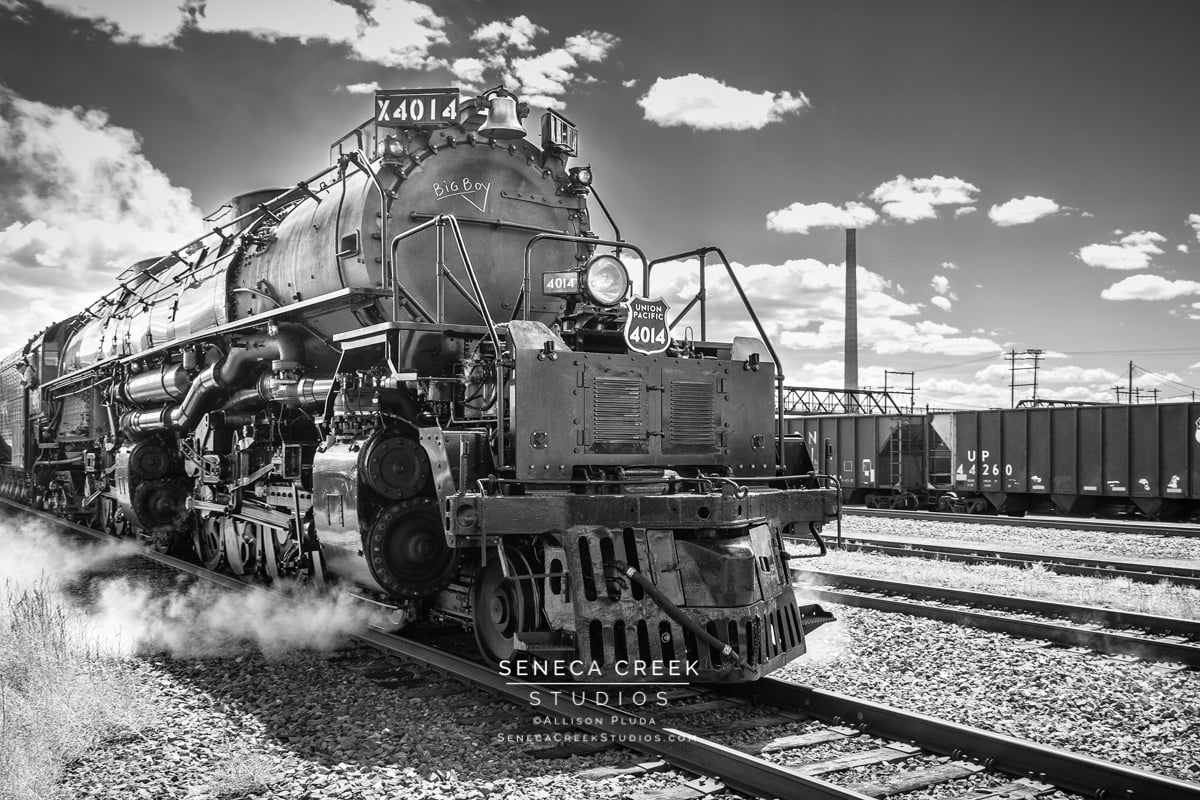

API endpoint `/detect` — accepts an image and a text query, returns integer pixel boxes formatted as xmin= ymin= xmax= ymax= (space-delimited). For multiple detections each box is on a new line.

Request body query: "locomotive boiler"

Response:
xmin=0 ymin=86 xmax=837 ymax=681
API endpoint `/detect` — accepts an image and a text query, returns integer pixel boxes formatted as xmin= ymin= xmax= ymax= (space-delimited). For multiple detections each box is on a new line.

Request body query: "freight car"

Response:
xmin=788 ymin=403 xmax=1200 ymax=520
xmin=0 ymin=86 xmax=838 ymax=682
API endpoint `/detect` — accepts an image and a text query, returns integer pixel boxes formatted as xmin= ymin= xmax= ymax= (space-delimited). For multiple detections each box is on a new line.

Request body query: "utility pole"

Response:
xmin=884 ymin=369 xmax=916 ymax=413
xmin=1006 ymin=349 xmax=1044 ymax=407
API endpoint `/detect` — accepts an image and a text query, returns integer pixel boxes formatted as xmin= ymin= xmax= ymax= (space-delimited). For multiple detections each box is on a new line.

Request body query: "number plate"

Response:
xmin=623 ymin=296 xmax=671 ymax=355
xmin=542 ymin=271 xmax=580 ymax=295
xmin=375 ymin=88 xmax=459 ymax=128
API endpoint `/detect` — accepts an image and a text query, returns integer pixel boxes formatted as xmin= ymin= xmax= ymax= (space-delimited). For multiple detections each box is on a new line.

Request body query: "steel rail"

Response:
xmin=837 ymin=541 xmax=1200 ymax=589
xmin=0 ymin=498 xmax=869 ymax=800
xmin=728 ymin=680 xmax=1200 ymax=800
xmin=843 ymin=507 xmax=1200 ymax=537
xmin=793 ymin=577 xmax=1200 ymax=667
xmin=829 ymin=534 xmax=1200 ymax=586
xmin=794 ymin=569 xmax=1200 ymax=640
xmin=355 ymin=631 xmax=875 ymax=800
xmin=18 ymin=497 xmax=1200 ymax=798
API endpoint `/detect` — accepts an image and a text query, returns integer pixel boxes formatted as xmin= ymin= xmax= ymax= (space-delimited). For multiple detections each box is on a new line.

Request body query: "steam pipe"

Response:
xmin=117 ymin=362 xmax=190 ymax=407
xmin=170 ymin=341 xmax=283 ymax=431
xmin=119 ymin=333 xmax=303 ymax=437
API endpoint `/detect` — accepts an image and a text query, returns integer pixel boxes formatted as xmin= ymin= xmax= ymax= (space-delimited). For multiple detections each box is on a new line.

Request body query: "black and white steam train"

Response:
xmin=0 ymin=87 xmax=837 ymax=681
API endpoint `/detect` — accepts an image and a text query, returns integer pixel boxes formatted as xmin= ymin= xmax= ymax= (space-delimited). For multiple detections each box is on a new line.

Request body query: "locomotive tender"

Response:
xmin=0 ymin=87 xmax=838 ymax=681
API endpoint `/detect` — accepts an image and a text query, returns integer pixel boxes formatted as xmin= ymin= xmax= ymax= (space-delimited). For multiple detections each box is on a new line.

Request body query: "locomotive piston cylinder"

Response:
xmin=117 ymin=363 xmax=190 ymax=407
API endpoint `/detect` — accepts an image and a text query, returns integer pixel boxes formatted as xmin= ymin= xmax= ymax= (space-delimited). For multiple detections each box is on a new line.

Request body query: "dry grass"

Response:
xmin=194 ymin=752 xmax=279 ymax=799
xmin=806 ymin=549 xmax=1200 ymax=620
xmin=1 ymin=578 xmax=156 ymax=800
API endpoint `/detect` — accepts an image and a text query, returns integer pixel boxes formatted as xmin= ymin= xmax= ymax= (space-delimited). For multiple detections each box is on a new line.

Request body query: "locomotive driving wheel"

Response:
xmin=221 ymin=517 xmax=259 ymax=581
xmin=364 ymin=498 xmax=461 ymax=597
xmin=192 ymin=514 xmax=224 ymax=570
xmin=472 ymin=550 xmax=539 ymax=667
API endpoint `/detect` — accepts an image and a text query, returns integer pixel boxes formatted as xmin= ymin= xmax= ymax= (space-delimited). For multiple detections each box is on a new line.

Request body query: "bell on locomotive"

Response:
xmin=0 ymin=84 xmax=837 ymax=685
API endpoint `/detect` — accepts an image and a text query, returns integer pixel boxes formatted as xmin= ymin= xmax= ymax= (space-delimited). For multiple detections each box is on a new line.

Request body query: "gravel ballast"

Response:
xmin=840 ymin=514 xmax=1200 ymax=562
xmin=787 ymin=602 xmax=1200 ymax=783
xmin=59 ymin=649 xmax=707 ymax=800
xmin=50 ymin=514 xmax=1200 ymax=796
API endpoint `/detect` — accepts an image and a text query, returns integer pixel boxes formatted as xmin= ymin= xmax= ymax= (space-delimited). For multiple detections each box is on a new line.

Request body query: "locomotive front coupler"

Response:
xmin=604 ymin=559 xmax=753 ymax=671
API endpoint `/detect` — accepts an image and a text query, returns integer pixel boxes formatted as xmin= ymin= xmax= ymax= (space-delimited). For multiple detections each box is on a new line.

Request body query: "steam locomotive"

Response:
xmin=0 ymin=87 xmax=837 ymax=681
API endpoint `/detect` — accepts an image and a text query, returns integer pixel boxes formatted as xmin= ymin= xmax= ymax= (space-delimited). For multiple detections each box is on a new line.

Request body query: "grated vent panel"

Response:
xmin=593 ymin=377 xmax=643 ymax=441
xmin=669 ymin=381 xmax=715 ymax=446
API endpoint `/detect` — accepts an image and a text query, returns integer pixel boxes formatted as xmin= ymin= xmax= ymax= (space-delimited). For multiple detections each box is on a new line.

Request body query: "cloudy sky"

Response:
xmin=1 ymin=0 xmax=1198 ymax=409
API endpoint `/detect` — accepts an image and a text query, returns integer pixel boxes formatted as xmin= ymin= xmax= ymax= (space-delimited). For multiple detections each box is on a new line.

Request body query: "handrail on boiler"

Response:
xmin=519 ymin=234 xmax=649 ymax=321
xmin=646 ymin=246 xmax=789 ymax=473
xmin=388 ymin=215 xmax=507 ymax=467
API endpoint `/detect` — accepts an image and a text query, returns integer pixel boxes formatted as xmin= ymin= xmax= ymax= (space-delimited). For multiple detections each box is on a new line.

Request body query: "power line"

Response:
xmin=919 ymin=352 xmax=1007 ymax=372
xmin=1132 ymin=364 xmax=1200 ymax=393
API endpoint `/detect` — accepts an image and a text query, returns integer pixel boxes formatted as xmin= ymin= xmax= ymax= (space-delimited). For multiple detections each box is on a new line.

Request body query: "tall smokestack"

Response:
xmin=844 ymin=228 xmax=859 ymax=392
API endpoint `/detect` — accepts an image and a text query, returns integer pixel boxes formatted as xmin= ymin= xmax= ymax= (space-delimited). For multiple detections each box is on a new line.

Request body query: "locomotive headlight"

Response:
xmin=581 ymin=254 xmax=629 ymax=307
xmin=381 ymin=134 xmax=405 ymax=163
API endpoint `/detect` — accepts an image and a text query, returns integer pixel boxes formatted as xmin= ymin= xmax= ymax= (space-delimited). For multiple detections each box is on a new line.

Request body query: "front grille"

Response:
xmin=593 ymin=377 xmax=643 ymax=441
xmin=669 ymin=380 xmax=715 ymax=446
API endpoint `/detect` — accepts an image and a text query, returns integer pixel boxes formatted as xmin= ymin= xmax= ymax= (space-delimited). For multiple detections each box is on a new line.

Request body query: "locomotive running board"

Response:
xmin=42 ymin=287 xmax=389 ymax=393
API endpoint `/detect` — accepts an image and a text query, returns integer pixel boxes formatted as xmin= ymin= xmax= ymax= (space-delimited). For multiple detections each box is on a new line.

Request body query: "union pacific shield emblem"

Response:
xmin=623 ymin=296 xmax=671 ymax=355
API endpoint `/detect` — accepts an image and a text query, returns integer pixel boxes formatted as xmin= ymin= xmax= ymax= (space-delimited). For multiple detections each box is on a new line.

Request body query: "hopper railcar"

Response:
xmin=0 ymin=87 xmax=838 ymax=682
xmin=788 ymin=403 xmax=1200 ymax=520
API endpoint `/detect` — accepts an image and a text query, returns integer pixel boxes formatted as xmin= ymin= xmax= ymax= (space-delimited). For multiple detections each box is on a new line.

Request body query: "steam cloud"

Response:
xmin=0 ymin=514 xmax=372 ymax=659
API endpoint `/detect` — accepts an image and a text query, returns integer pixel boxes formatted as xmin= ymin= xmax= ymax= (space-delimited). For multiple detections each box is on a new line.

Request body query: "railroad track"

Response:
xmin=824 ymin=533 xmax=1200 ymax=589
xmin=793 ymin=568 xmax=1200 ymax=669
xmin=11 ymin=498 xmax=1200 ymax=800
xmin=842 ymin=507 xmax=1200 ymax=537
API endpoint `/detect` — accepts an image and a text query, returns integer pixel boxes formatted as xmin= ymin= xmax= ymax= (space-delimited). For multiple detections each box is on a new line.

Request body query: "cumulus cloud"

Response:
xmin=975 ymin=363 xmax=1119 ymax=386
xmin=471 ymin=14 xmax=545 ymax=51
xmin=922 ymin=361 xmax=1126 ymax=407
xmin=1078 ymin=230 xmax=1166 ymax=270
xmin=29 ymin=3 xmax=619 ymax=108
xmin=1188 ymin=213 xmax=1200 ymax=242
xmin=644 ymin=255 xmax=999 ymax=372
xmin=765 ymin=202 xmax=879 ymax=234
xmin=988 ymin=195 xmax=1061 ymax=227
xmin=941 ymin=261 xmax=959 ymax=270
xmin=1180 ymin=244 xmax=1191 ymax=254
xmin=1100 ymin=274 xmax=1200 ymax=301
xmin=954 ymin=207 xmax=977 ymax=217
xmin=23 ymin=1 xmax=449 ymax=69
xmin=0 ymin=84 xmax=204 ymax=353
xmin=869 ymin=175 xmax=979 ymax=222
xmin=456 ymin=17 xmax=618 ymax=108
xmin=928 ymin=273 xmax=958 ymax=312
xmin=344 ymin=81 xmax=380 ymax=94
xmin=917 ymin=376 xmax=1009 ymax=409
xmin=637 ymin=74 xmax=810 ymax=131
